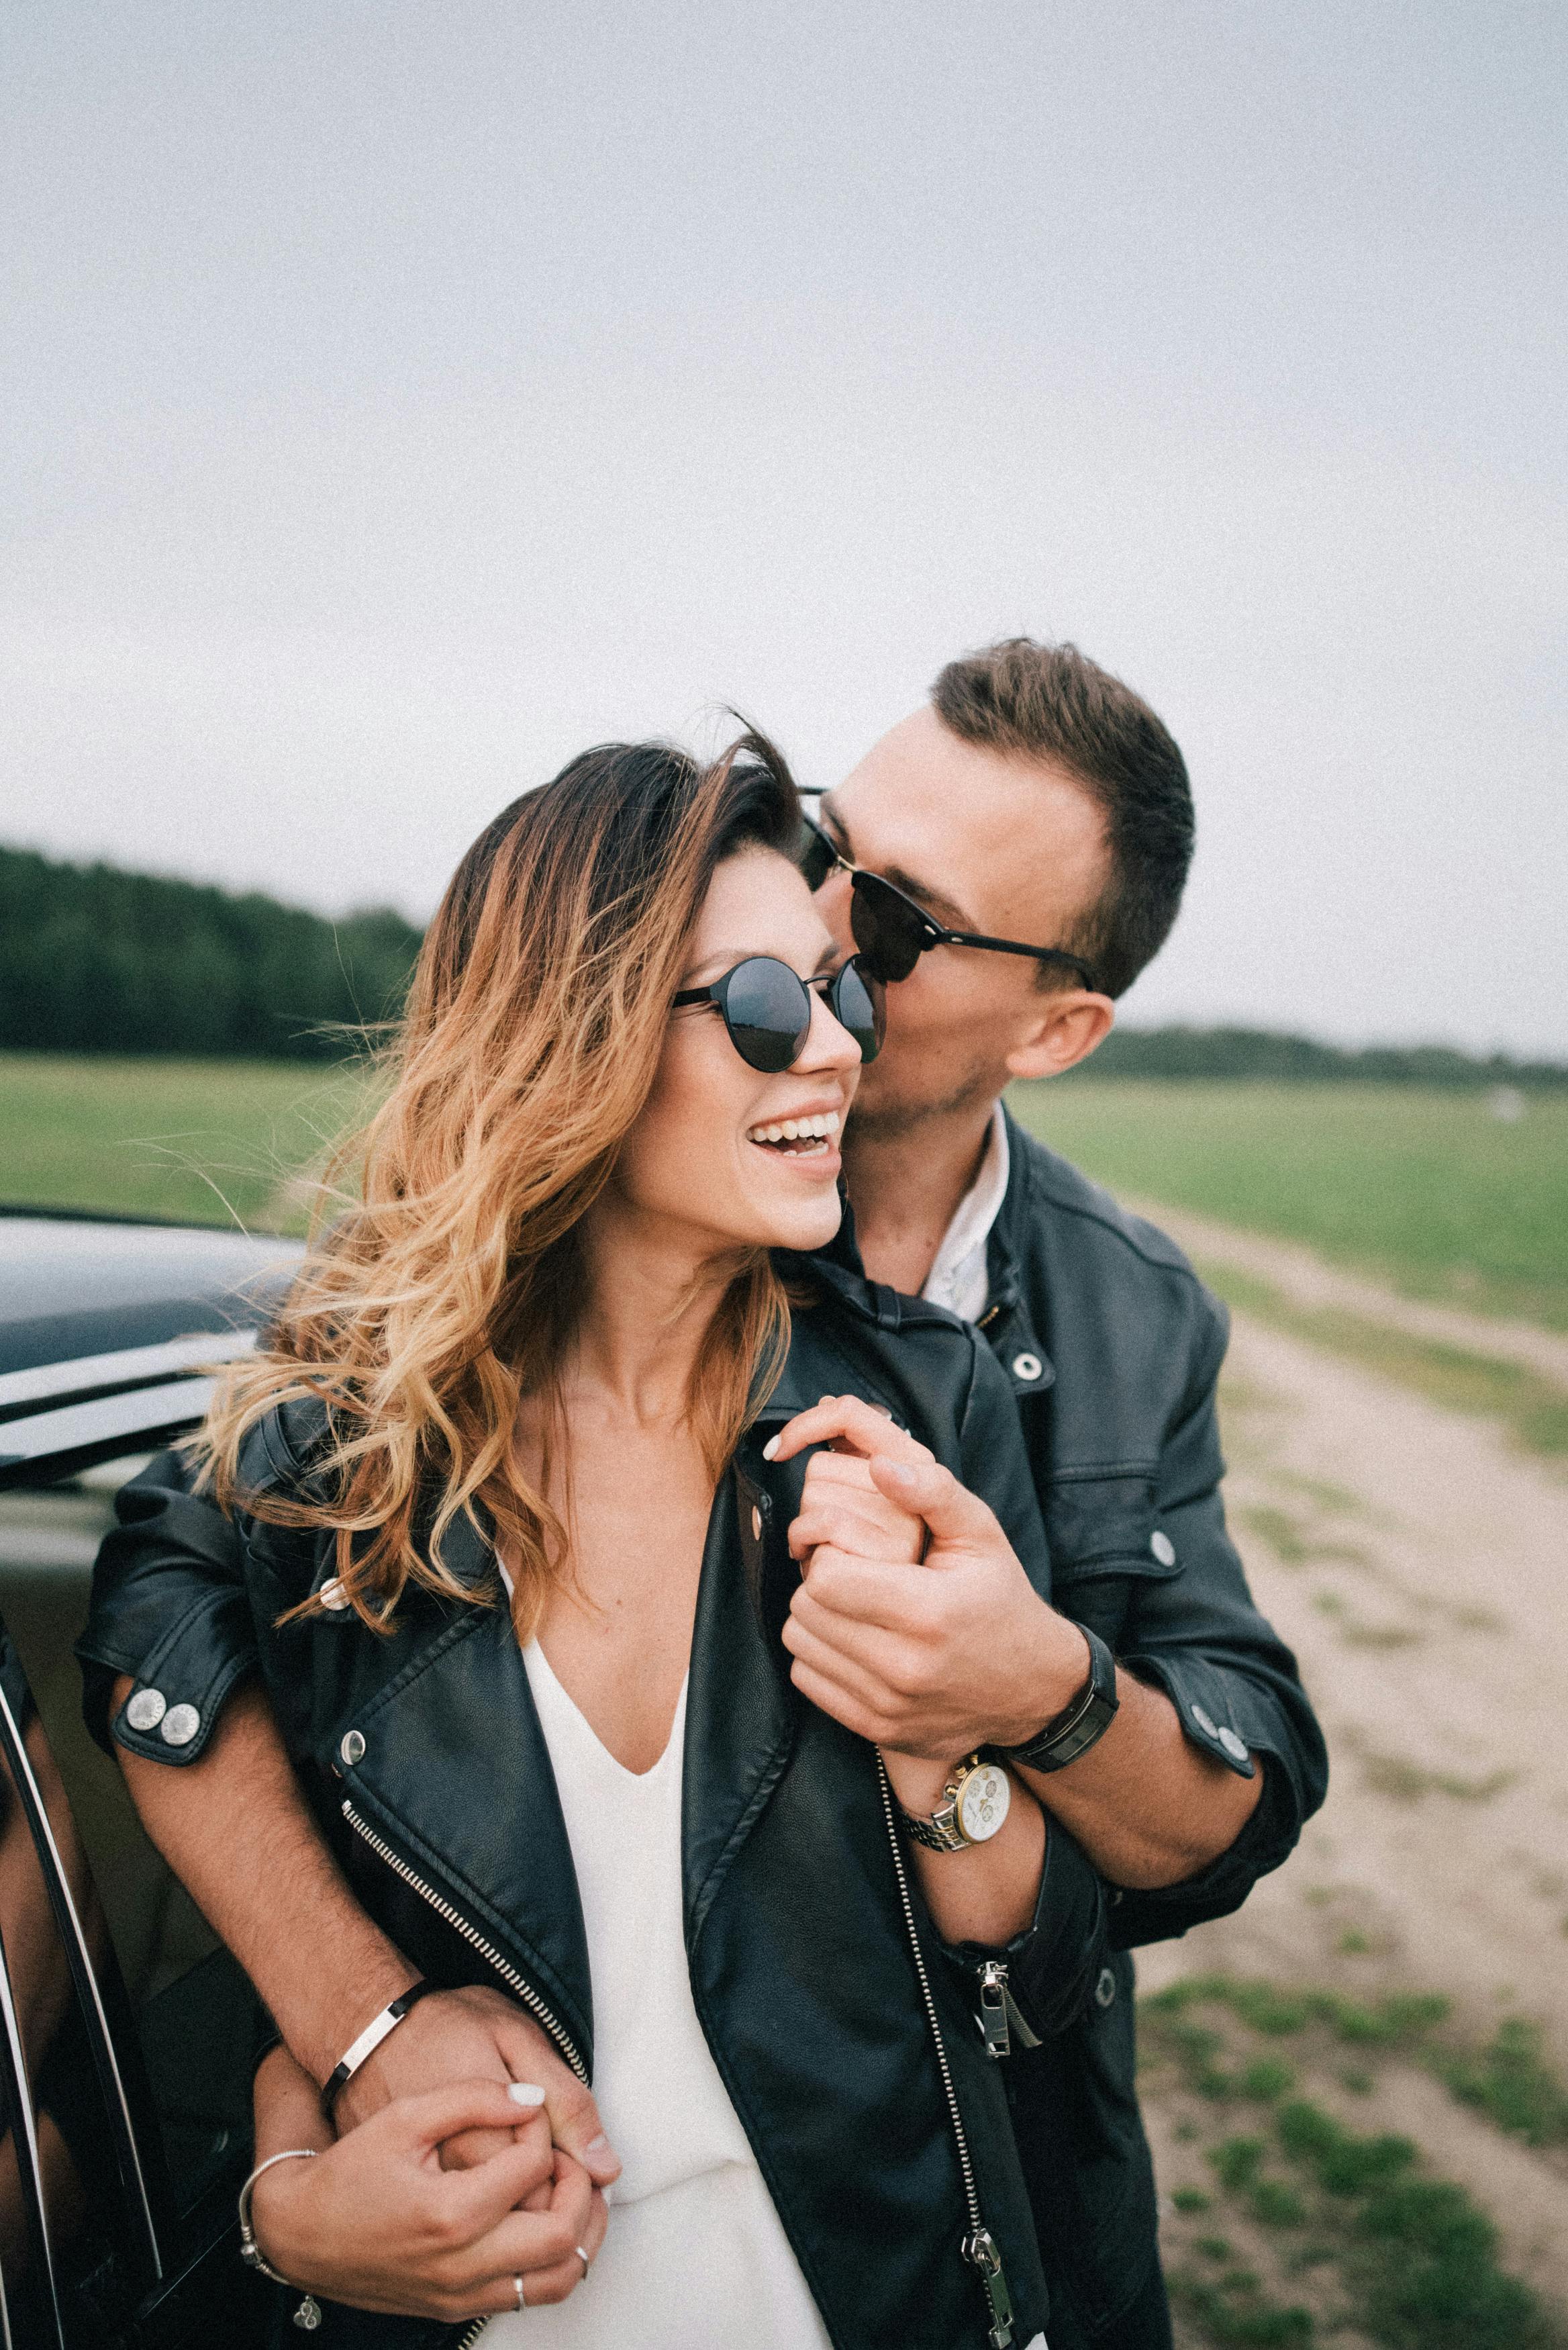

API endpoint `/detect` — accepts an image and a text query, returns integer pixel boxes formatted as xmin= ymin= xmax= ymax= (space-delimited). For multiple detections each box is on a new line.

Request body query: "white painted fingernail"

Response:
xmin=509 ymin=2081 xmax=547 ymax=2107
xmin=762 ymin=1435 xmax=780 ymax=1460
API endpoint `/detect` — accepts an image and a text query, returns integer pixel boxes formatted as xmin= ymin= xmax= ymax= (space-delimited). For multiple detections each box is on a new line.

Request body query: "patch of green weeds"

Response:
xmin=1209 ymin=2136 xmax=1267 ymax=2190
xmin=1437 ymin=2017 xmax=1568 ymax=2147
xmin=1226 ymin=1983 xmax=1315 ymax=2037
xmin=1271 ymin=2101 xmax=1561 ymax=2349
xmin=1359 ymin=1750 xmax=1517 ymax=1803
xmin=1240 ymin=2057 xmax=1297 ymax=2102
xmin=1333 ymin=1993 xmax=1450 ymax=2046
xmin=1248 ymin=2180 xmax=1307 ymax=2228
xmin=1337 ymin=1928 xmax=1373 ymax=1954
xmin=1338 ymin=1618 xmax=1422 ymax=1650
xmin=1169 ymin=2269 xmax=1315 ymax=2344
xmin=1239 ymin=1502 xmax=1368 ymax=1570
xmin=1147 ymin=1978 xmax=1568 ymax=2347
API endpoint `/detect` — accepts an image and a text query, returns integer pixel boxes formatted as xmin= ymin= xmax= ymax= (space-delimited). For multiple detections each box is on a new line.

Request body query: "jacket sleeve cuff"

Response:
xmin=83 ymin=1584 xmax=260 ymax=1767
xmin=1124 ymin=1649 xmax=1259 ymax=1779
xmin=1107 ymin=1649 xmax=1310 ymax=1946
xmin=938 ymin=1812 xmax=1108 ymax=2038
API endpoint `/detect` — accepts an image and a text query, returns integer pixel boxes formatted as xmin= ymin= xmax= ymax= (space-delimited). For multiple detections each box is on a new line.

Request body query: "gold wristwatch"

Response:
xmin=897 ymin=1753 xmax=1012 ymax=1852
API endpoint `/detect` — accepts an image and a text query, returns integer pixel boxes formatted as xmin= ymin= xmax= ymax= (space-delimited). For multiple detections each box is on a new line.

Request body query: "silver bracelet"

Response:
xmin=239 ymin=2147 xmax=324 ymax=2329
xmin=322 ymin=1977 xmax=434 ymax=2111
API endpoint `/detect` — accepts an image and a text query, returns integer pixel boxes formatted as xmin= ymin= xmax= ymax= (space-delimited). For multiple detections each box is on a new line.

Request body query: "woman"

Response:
xmin=169 ymin=735 xmax=1104 ymax=2347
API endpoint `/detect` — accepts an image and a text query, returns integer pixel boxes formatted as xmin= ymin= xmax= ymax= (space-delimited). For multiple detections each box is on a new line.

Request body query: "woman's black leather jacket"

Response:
xmin=82 ymin=1258 xmax=1108 ymax=2350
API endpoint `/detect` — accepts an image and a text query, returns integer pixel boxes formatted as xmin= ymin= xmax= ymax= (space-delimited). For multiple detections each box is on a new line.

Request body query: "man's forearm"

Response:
xmin=1018 ymin=1665 xmax=1263 ymax=1890
xmin=111 ymin=1674 xmax=415 ymax=2082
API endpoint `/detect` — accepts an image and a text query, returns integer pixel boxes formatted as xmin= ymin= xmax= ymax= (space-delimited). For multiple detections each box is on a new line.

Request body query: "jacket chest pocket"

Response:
xmin=1043 ymin=1472 xmax=1183 ymax=1652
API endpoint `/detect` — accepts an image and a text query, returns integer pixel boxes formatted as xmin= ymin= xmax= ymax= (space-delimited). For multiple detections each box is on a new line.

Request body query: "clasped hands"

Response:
xmin=249 ymin=1394 xmax=1076 ymax=2320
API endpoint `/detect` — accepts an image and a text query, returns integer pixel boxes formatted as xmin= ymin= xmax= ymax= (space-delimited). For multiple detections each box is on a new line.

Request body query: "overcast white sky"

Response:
xmin=5 ymin=2 xmax=1565 ymax=1053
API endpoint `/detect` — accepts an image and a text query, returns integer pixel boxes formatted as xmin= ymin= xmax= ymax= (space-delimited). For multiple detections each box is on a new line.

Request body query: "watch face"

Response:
xmin=956 ymin=1762 xmax=1011 ymax=1844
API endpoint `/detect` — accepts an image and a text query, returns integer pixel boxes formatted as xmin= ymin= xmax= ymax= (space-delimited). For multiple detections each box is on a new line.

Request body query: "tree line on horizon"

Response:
xmin=2 ymin=841 xmax=1563 ymax=1086
xmin=0 ymin=844 xmax=422 ymax=1060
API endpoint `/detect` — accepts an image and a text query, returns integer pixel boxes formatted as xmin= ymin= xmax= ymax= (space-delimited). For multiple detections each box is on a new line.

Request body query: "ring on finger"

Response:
xmin=513 ymin=2275 xmax=525 ymax=2312
xmin=576 ymin=2245 xmax=591 ymax=2282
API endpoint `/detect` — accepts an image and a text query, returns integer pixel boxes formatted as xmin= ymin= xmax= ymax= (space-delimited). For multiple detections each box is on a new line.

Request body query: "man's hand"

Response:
xmin=338 ymin=1984 xmax=620 ymax=2186
xmin=770 ymin=1395 xmax=1084 ymax=1758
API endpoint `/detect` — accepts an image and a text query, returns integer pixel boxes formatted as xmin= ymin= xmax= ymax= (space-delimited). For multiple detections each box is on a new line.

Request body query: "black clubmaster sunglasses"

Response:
xmin=672 ymin=954 xmax=885 ymax=1074
xmin=795 ymin=806 xmax=1101 ymax=992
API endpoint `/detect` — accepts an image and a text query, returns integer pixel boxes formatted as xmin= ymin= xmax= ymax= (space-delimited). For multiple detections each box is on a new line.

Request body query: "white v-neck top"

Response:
xmin=479 ymin=1638 xmax=831 ymax=2347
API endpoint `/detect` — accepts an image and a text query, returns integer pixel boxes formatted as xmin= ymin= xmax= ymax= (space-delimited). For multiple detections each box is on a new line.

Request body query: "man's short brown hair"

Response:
xmin=932 ymin=638 xmax=1194 ymax=998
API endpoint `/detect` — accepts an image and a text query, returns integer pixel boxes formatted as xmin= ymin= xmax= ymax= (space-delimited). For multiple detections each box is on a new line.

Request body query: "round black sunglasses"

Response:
xmin=795 ymin=806 xmax=1101 ymax=992
xmin=672 ymin=954 xmax=884 ymax=1073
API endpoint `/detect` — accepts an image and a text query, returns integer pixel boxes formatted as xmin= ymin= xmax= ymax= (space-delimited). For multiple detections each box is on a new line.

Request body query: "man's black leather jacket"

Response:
xmin=803 ymin=1111 xmax=1329 ymax=2345
xmin=82 ymin=1262 xmax=1102 ymax=2350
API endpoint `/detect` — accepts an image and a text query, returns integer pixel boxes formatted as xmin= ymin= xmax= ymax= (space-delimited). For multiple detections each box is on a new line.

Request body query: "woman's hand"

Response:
xmin=785 ymin=1406 xmax=930 ymax=1571
xmin=769 ymin=1393 xmax=1083 ymax=1760
xmin=251 ymin=2045 xmax=607 ymax=2320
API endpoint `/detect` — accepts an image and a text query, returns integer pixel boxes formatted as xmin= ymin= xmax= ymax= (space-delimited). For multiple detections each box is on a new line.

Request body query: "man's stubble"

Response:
xmin=842 ymin=1062 xmax=1000 ymax=1149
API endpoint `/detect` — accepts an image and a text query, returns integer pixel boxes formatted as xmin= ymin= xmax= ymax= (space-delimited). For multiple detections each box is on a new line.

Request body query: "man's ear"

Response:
xmin=1004 ymin=991 xmax=1116 ymax=1084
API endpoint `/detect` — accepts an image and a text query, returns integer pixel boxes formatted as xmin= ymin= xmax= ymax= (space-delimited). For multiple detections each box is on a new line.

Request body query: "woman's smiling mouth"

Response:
xmin=746 ymin=1110 xmax=842 ymax=1155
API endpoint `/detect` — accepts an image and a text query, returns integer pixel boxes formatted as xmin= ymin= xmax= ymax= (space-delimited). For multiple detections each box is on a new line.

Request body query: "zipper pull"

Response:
xmin=978 ymin=1961 xmax=1012 ymax=2060
xmin=964 ymin=2228 xmax=1016 ymax=2348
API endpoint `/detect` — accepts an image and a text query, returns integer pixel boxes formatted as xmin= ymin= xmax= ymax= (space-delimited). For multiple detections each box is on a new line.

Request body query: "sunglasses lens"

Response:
xmin=795 ymin=812 xmax=840 ymax=894
xmin=830 ymin=959 xmax=885 ymax=1064
xmin=722 ymin=957 xmax=812 ymax=1072
xmin=848 ymin=872 xmax=925 ymax=982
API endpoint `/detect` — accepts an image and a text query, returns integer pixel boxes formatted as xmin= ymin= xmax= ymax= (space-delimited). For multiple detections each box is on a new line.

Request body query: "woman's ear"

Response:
xmin=1004 ymin=991 xmax=1116 ymax=1084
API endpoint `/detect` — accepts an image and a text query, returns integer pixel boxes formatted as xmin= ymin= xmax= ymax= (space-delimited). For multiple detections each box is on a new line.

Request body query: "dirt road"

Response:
xmin=1138 ymin=1282 xmax=1568 ymax=2332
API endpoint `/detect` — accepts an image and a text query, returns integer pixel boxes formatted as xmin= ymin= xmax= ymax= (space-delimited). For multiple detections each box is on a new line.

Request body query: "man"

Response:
xmin=81 ymin=639 xmax=1325 ymax=2349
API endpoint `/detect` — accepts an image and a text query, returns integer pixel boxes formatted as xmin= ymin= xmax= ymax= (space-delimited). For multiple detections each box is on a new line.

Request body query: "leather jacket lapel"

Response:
xmin=332 ymin=1573 xmax=595 ymax=2068
xmin=682 ymin=1463 xmax=797 ymax=1948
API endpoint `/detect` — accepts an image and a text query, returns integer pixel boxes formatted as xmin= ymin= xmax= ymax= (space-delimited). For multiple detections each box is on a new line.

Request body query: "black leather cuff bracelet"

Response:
xmin=322 ymin=1979 xmax=438 ymax=2112
xmin=1002 ymin=1622 xmax=1120 ymax=1775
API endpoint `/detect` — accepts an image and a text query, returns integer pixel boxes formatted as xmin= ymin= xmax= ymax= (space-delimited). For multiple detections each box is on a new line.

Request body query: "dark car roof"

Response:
xmin=0 ymin=1209 xmax=305 ymax=1484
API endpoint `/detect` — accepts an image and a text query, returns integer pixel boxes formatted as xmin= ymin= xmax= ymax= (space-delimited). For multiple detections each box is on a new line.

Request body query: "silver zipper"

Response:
xmin=978 ymin=1960 xmax=1012 ymax=2061
xmin=876 ymin=1756 xmax=1018 ymax=2350
xmin=978 ymin=1958 xmax=1042 ymax=2060
xmin=341 ymin=1799 xmax=587 ymax=2083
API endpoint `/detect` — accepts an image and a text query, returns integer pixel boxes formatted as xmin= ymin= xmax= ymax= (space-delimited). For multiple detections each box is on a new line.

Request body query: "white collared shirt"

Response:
xmin=919 ymin=1102 xmax=1010 ymax=1325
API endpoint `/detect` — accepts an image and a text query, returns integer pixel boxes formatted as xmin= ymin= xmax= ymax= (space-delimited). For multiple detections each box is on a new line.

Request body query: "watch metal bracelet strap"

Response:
xmin=322 ymin=1978 xmax=436 ymax=2112
xmin=897 ymin=1752 xmax=1012 ymax=1852
xmin=1003 ymin=1621 xmax=1120 ymax=1774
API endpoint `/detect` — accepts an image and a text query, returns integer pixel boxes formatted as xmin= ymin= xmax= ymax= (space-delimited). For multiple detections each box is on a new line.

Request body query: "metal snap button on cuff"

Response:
xmin=1150 ymin=1530 xmax=1177 ymax=1566
xmin=1189 ymin=1702 xmax=1219 ymax=1740
xmin=1218 ymin=1726 xmax=1249 ymax=1763
xmin=1094 ymin=1966 xmax=1117 ymax=2008
xmin=340 ymin=1730 xmax=366 ymax=1768
xmin=125 ymin=1688 xmax=166 ymax=1732
xmin=1012 ymin=1352 xmax=1042 ymax=1382
xmin=160 ymin=1703 xmax=201 ymax=1747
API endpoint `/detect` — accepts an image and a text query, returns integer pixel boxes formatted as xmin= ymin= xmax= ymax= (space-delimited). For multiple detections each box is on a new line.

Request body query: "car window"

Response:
xmin=0 ymin=1460 xmax=261 ymax=2235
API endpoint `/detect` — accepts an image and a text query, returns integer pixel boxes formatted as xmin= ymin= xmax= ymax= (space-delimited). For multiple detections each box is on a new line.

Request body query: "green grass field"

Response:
xmin=5 ymin=1053 xmax=1565 ymax=1339
xmin=0 ymin=1052 xmax=372 ymax=1233
xmin=1010 ymin=1078 xmax=1568 ymax=1333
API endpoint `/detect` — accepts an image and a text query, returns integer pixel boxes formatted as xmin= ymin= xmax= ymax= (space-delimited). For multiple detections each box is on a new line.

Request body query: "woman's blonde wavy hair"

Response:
xmin=193 ymin=731 xmax=804 ymax=1639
